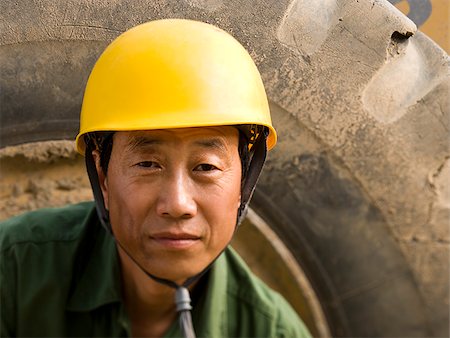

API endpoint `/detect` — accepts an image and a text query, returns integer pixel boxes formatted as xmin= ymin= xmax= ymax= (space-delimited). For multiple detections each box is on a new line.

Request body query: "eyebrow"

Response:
xmin=193 ymin=138 xmax=229 ymax=154
xmin=125 ymin=136 xmax=163 ymax=152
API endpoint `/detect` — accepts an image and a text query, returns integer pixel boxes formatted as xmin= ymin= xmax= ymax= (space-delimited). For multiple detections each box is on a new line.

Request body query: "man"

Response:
xmin=0 ymin=19 xmax=311 ymax=337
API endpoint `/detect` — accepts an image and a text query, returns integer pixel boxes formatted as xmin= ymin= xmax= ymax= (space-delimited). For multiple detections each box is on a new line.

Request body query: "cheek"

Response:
xmin=105 ymin=172 xmax=152 ymax=241
xmin=204 ymin=174 xmax=242 ymax=245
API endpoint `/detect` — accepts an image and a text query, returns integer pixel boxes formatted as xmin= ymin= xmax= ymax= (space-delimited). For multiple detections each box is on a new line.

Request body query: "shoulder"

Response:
xmin=0 ymin=202 xmax=100 ymax=336
xmin=0 ymin=201 xmax=96 ymax=251
xmin=222 ymin=247 xmax=311 ymax=337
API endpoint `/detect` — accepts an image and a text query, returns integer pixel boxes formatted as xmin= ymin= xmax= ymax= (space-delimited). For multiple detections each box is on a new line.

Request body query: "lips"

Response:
xmin=150 ymin=231 xmax=201 ymax=249
xmin=151 ymin=231 xmax=200 ymax=240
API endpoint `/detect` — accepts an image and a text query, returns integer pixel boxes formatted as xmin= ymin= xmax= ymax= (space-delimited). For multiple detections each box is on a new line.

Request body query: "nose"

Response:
xmin=156 ymin=171 xmax=197 ymax=219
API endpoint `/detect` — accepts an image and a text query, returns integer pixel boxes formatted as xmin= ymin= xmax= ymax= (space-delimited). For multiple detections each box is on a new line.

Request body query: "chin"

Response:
xmin=147 ymin=261 xmax=210 ymax=284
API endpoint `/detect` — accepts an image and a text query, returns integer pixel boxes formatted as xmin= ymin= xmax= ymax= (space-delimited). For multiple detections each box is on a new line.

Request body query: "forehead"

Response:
xmin=114 ymin=126 xmax=239 ymax=152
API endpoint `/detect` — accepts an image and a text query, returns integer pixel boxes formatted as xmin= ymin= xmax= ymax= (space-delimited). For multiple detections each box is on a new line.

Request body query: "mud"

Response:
xmin=0 ymin=141 xmax=92 ymax=220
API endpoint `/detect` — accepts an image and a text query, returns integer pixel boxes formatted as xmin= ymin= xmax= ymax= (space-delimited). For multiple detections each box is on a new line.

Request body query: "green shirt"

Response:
xmin=0 ymin=202 xmax=311 ymax=337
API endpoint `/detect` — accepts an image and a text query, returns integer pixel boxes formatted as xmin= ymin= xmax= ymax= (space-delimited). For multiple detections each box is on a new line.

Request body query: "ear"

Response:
xmin=92 ymin=150 xmax=109 ymax=209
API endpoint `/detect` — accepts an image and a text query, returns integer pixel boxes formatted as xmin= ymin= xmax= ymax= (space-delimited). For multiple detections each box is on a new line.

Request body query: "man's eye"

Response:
xmin=136 ymin=161 xmax=159 ymax=168
xmin=195 ymin=164 xmax=218 ymax=172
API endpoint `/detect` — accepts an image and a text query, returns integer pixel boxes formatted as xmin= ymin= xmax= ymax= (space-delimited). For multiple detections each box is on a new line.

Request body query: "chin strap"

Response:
xmin=237 ymin=127 xmax=268 ymax=225
xmin=85 ymin=140 xmax=111 ymax=230
xmin=84 ymin=128 xmax=268 ymax=338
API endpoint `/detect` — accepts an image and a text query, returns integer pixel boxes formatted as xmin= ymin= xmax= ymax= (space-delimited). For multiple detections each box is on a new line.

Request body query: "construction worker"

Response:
xmin=0 ymin=19 xmax=311 ymax=337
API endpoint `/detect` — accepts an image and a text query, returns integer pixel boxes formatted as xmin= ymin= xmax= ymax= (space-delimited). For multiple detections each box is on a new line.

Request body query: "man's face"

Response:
xmin=95 ymin=126 xmax=242 ymax=283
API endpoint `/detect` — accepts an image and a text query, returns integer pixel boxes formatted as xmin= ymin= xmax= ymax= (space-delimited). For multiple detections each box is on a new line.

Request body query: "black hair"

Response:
xmin=99 ymin=133 xmax=114 ymax=174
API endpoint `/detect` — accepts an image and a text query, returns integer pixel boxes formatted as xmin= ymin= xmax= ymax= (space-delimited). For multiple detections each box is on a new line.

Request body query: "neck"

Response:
xmin=117 ymin=246 xmax=179 ymax=337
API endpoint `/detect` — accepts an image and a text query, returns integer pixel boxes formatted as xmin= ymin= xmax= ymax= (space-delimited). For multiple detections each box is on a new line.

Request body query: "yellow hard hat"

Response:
xmin=75 ymin=19 xmax=276 ymax=155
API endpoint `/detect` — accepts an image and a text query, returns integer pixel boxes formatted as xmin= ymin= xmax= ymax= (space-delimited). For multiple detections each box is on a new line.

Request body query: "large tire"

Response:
xmin=1 ymin=1 xmax=448 ymax=336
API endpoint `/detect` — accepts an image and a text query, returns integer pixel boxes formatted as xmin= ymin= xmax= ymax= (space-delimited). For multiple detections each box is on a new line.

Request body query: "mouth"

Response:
xmin=150 ymin=232 xmax=201 ymax=249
